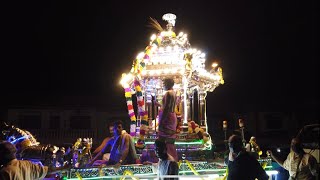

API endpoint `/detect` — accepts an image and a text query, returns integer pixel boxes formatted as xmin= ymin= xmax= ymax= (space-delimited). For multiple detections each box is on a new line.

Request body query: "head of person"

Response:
xmin=163 ymin=78 xmax=174 ymax=91
xmin=228 ymin=135 xmax=243 ymax=154
xmin=105 ymin=122 xmax=114 ymax=137
xmin=249 ymin=136 xmax=256 ymax=143
xmin=113 ymin=120 xmax=123 ymax=137
xmin=290 ymin=138 xmax=304 ymax=155
xmin=154 ymin=139 xmax=167 ymax=160
xmin=0 ymin=141 xmax=17 ymax=165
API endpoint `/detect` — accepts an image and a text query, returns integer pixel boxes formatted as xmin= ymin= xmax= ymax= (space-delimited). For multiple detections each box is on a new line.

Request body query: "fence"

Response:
xmin=29 ymin=129 xmax=97 ymax=146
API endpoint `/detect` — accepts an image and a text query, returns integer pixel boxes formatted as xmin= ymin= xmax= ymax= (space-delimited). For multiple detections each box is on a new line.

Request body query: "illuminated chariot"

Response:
xmin=0 ymin=13 xmax=279 ymax=180
xmin=120 ymin=13 xmax=224 ymax=160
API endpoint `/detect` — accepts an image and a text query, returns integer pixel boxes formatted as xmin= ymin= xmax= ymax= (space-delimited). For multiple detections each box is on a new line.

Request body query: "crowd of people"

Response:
xmin=0 ymin=141 xmax=71 ymax=180
xmin=1 ymin=78 xmax=319 ymax=180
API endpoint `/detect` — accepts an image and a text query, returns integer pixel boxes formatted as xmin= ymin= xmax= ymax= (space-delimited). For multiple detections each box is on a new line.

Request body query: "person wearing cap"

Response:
xmin=0 ymin=141 xmax=70 ymax=180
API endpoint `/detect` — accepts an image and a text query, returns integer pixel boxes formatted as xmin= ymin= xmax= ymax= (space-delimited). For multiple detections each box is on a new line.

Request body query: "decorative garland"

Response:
xmin=134 ymin=79 xmax=148 ymax=149
xmin=123 ymin=81 xmax=137 ymax=136
xmin=123 ymin=33 xmax=165 ymax=145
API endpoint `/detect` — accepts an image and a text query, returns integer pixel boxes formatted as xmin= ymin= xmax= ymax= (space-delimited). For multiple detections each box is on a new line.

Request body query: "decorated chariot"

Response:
xmin=120 ymin=13 xmax=224 ymax=161
xmin=0 ymin=13 xmax=279 ymax=179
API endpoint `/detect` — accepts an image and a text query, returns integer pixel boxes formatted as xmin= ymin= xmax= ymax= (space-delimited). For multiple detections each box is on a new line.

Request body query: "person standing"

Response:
xmin=155 ymin=139 xmax=179 ymax=180
xmin=0 ymin=141 xmax=70 ymax=180
xmin=267 ymin=138 xmax=318 ymax=180
xmin=155 ymin=78 xmax=178 ymax=161
xmin=226 ymin=135 xmax=269 ymax=180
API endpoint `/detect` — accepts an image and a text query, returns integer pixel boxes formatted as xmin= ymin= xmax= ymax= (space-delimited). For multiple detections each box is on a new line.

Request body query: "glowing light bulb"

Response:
xmin=150 ymin=34 xmax=156 ymax=41
xmin=212 ymin=62 xmax=218 ymax=68
xmin=136 ymin=52 xmax=144 ymax=59
xmin=166 ymin=46 xmax=171 ymax=52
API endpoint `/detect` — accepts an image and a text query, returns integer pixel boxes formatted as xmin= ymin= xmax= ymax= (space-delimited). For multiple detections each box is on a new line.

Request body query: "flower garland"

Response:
xmin=124 ymin=31 xmax=180 ymax=148
xmin=134 ymin=79 xmax=148 ymax=149
xmin=123 ymin=82 xmax=137 ymax=136
xmin=124 ymin=34 xmax=163 ymax=135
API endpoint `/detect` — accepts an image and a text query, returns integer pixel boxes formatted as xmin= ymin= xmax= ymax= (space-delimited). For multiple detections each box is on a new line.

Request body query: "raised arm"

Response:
xmin=93 ymin=137 xmax=111 ymax=155
xmin=89 ymin=140 xmax=112 ymax=165
xmin=47 ymin=163 xmax=71 ymax=175
xmin=267 ymin=150 xmax=284 ymax=167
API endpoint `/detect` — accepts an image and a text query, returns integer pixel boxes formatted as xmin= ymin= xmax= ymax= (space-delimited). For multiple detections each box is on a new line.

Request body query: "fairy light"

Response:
xmin=166 ymin=46 xmax=172 ymax=52
xmin=136 ymin=52 xmax=144 ymax=59
xmin=160 ymin=31 xmax=166 ymax=36
xmin=159 ymin=47 xmax=164 ymax=52
xmin=183 ymin=34 xmax=187 ymax=39
xmin=212 ymin=62 xmax=218 ymax=68
xmin=150 ymin=34 xmax=156 ymax=41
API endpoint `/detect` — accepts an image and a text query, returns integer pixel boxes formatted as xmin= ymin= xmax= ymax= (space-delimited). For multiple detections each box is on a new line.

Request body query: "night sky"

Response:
xmin=1 ymin=0 xmax=318 ymax=112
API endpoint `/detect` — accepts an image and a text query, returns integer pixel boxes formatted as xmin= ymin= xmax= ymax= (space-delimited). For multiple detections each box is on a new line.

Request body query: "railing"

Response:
xmin=28 ymin=129 xmax=97 ymax=145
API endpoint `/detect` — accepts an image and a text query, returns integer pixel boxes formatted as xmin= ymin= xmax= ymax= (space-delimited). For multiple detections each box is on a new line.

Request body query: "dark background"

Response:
xmin=1 ymin=0 xmax=318 ymax=113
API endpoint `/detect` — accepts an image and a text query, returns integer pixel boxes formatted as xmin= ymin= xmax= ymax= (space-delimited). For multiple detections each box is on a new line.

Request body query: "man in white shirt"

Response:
xmin=268 ymin=138 xmax=318 ymax=180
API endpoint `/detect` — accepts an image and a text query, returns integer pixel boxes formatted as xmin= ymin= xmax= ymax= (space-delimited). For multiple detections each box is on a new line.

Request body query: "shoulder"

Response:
xmin=305 ymin=153 xmax=317 ymax=161
xmin=122 ymin=133 xmax=133 ymax=141
xmin=15 ymin=159 xmax=34 ymax=166
xmin=102 ymin=137 xmax=111 ymax=142
xmin=286 ymin=151 xmax=294 ymax=159
xmin=167 ymin=90 xmax=175 ymax=96
xmin=123 ymin=133 xmax=132 ymax=138
xmin=106 ymin=137 xmax=115 ymax=144
xmin=167 ymin=154 xmax=175 ymax=161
